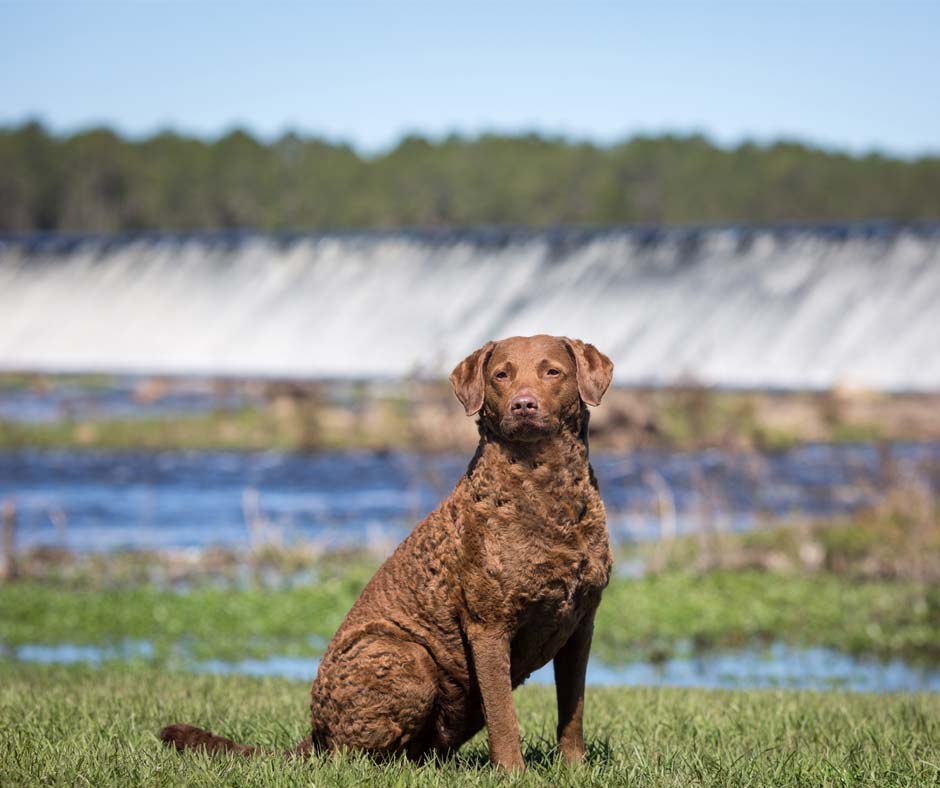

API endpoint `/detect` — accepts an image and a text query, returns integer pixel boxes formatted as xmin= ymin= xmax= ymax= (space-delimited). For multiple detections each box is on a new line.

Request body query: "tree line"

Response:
xmin=1 ymin=121 xmax=938 ymax=232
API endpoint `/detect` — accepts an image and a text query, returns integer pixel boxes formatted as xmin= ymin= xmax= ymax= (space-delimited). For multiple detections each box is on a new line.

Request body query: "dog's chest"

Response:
xmin=461 ymin=459 xmax=610 ymax=601
xmin=458 ymin=447 xmax=611 ymax=674
xmin=505 ymin=509 xmax=609 ymax=604
xmin=502 ymin=515 xmax=610 ymax=682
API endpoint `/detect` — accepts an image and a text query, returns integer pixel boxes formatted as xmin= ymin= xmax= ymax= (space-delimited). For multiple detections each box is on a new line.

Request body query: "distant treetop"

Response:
xmin=1 ymin=122 xmax=938 ymax=232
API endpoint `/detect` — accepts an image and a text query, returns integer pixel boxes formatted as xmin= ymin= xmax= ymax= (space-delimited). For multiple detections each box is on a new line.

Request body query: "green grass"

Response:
xmin=598 ymin=570 xmax=940 ymax=662
xmin=3 ymin=569 xmax=939 ymax=664
xmin=0 ymin=407 xmax=317 ymax=452
xmin=1 ymin=663 xmax=938 ymax=787
xmin=0 ymin=372 xmax=116 ymax=392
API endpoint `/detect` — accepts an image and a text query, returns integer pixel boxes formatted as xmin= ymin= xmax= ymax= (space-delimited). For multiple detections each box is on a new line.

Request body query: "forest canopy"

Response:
xmin=1 ymin=121 xmax=938 ymax=232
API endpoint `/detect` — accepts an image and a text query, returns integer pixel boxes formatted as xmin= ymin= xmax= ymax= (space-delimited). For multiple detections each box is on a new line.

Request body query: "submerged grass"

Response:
xmin=1 ymin=663 xmax=939 ymax=787
xmin=3 ymin=568 xmax=939 ymax=664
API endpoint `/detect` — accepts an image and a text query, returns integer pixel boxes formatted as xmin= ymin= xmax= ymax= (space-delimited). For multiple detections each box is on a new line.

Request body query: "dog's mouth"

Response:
xmin=500 ymin=412 xmax=555 ymax=440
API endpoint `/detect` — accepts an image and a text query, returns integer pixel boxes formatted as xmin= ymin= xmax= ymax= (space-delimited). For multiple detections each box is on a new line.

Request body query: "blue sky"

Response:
xmin=1 ymin=1 xmax=938 ymax=156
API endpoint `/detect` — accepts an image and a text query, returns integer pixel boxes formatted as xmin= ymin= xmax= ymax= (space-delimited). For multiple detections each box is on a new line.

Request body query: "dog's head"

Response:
xmin=449 ymin=335 xmax=613 ymax=442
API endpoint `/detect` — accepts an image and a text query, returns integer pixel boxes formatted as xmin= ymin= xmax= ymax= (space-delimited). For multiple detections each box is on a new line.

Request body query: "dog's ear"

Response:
xmin=564 ymin=338 xmax=614 ymax=406
xmin=449 ymin=341 xmax=496 ymax=416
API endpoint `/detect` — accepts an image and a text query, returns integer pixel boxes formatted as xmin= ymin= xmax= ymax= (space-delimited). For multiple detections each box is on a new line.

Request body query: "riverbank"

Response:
xmin=4 ymin=373 xmax=940 ymax=452
xmin=2 ymin=664 xmax=938 ymax=787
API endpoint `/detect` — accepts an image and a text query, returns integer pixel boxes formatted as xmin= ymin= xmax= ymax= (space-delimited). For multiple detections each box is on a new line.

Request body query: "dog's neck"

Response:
xmin=459 ymin=405 xmax=598 ymax=537
xmin=465 ymin=404 xmax=595 ymax=490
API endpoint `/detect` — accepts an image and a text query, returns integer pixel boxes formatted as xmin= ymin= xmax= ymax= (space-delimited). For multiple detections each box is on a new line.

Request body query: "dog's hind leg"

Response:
xmin=310 ymin=635 xmax=440 ymax=759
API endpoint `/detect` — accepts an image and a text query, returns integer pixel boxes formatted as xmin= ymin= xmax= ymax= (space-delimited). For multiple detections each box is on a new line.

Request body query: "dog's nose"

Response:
xmin=510 ymin=394 xmax=539 ymax=414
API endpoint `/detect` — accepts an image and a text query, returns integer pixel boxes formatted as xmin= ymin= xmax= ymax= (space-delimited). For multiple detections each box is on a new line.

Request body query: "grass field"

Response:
xmin=1 ymin=663 xmax=938 ymax=787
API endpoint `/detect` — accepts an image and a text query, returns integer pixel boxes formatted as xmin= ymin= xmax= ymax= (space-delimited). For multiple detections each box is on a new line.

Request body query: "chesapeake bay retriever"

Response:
xmin=160 ymin=334 xmax=614 ymax=770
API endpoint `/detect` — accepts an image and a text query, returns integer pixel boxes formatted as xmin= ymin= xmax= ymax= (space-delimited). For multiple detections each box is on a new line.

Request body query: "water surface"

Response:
xmin=2 ymin=442 xmax=938 ymax=552
xmin=7 ymin=640 xmax=939 ymax=693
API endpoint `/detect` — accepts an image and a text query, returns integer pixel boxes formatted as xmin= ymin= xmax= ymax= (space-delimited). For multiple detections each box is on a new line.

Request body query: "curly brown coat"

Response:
xmin=160 ymin=334 xmax=614 ymax=771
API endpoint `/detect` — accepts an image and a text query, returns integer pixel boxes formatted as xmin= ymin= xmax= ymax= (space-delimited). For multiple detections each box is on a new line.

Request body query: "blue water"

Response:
xmin=199 ymin=644 xmax=940 ymax=693
xmin=0 ymin=443 xmax=938 ymax=553
xmin=6 ymin=640 xmax=939 ymax=693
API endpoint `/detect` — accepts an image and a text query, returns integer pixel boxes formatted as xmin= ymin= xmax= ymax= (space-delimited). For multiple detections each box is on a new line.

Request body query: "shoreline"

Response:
xmin=4 ymin=374 xmax=940 ymax=453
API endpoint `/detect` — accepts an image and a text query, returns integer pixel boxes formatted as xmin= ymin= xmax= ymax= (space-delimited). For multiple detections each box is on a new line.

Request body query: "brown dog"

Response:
xmin=160 ymin=334 xmax=614 ymax=770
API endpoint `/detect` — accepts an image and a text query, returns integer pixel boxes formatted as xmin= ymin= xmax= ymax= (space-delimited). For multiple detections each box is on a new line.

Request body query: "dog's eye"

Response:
xmin=546 ymin=368 xmax=560 ymax=377
xmin=494 ymin=371 xmax=509 ymax=380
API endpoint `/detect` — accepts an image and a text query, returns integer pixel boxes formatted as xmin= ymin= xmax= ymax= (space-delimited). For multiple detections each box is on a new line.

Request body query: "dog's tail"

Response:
xmin=159 ymin=723 xmax=314 ymax=759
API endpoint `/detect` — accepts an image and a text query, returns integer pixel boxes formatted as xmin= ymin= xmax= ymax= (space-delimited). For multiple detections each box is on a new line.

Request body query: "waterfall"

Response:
xmin=1 ymin=224 xmax=938 ymax=390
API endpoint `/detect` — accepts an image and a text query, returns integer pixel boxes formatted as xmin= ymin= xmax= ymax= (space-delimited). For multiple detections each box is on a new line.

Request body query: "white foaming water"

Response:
xmin=1 ymin=225 xmax=938 ymax=390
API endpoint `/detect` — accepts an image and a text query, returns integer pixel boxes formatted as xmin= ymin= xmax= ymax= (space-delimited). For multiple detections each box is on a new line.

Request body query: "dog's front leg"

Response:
xmin=466 ymin=623 xmax=525 ymax=771
xmin=553 ymin=608 xmax=596 ymax=764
